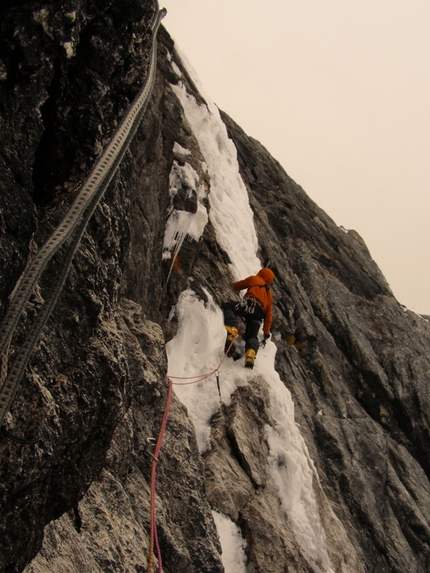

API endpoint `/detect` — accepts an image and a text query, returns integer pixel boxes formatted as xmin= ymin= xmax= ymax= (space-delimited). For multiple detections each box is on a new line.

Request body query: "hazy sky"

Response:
xmin=161 ymin=0 xmax=430 ymax=314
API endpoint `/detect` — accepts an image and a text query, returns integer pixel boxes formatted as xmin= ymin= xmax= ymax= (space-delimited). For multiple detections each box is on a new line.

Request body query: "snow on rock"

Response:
xmin=170 ymin=54 xmax=260 ymax=281
xmin=167 ymin=288 xmax=252 ymax=453
xmin=162 ymin=154 xmax=208 ymax=283
xmin=172 ymin=141 xmax=191 ymax=157
xmin=167 ymin=53 xmax=335 ymax=573
xmin=212 ymin=511 xmax=247 ymax=573
xmin=265 ymin=375 xmax=335 ymax=572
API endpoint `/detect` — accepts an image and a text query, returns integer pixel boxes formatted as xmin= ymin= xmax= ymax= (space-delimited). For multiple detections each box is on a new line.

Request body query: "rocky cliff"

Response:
xmin=1 ymin=1 xmax=430 ymax=572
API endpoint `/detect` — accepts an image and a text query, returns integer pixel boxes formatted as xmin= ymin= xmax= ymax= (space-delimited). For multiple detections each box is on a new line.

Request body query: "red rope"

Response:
xmin=147 ymin=335 xmax=237 ymax=572
xmin=168 ymin=337 xmax=234 ymax=385
xmin=148 ymin=378 xmax=173 ymax=573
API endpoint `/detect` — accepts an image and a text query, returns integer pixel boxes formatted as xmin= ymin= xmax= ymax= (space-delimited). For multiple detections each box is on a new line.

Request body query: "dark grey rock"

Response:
xmin=0 ymin=2 xmax=429 ymax=573
xmin=220 ymin=110 xmax=430 ymax=572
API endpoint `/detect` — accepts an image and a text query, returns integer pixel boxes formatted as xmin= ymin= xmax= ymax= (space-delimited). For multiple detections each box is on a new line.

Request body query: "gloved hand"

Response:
xmin=261 ymin=333 xmax=270 ymax=348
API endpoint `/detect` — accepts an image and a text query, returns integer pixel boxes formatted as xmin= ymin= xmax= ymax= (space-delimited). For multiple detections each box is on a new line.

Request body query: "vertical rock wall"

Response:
xmin=0 ymin=2 xmax=429 ymax=573
xmin=220 ymin=111 xmax=430 ymax=572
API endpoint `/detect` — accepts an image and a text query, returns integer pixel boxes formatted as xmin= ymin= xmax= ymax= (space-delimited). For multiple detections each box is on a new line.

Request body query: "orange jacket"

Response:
xmin=233 ymin=268 xmax=275 ymax=335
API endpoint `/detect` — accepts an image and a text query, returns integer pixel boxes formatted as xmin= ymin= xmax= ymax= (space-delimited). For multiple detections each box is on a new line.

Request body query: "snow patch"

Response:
xmin=166 ymin=48 xmax=334 ymax=573
xmin=63 ymin=41 xmax=75 ymax=58
xmin=163 ymin=161 xmax=208 ymax=266
xmin=168 ymin=160 xmax=201 ymax=199
xmin=212 ymin=511 xmax=247 ymax=573
xmin=167 ymin=289 xmax=251 ymax=452
xmin=173 ymin=141 xmax=191 ymax=157
xmin=266 ymin=400 xmax=334 ymax=572
xmin=171 ymin=60 xmax=182 ymax=78
xmin=170 ymin=81 xmax=259 ymax=280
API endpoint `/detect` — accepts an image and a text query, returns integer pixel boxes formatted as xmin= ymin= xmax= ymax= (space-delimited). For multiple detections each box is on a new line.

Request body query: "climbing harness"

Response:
xmin=146 ymin=335 xmax=237 ymax=573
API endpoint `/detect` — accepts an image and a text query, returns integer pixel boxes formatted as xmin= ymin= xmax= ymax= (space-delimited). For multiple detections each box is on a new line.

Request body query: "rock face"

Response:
xmin=1 ymin=1 xmax=430 ymax=573
xmin=222 ymin=111 xmax=430 ymax=571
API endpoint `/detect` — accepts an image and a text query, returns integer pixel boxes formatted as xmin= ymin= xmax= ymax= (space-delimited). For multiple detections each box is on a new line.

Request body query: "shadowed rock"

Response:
xmin=0 ymin=2 xmax=429 ymax=572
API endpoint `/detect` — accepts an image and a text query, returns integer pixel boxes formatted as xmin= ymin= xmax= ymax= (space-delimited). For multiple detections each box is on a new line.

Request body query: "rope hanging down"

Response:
xmin=146 ymin=336 xmax=236 ymax=573
xmin=147 ymin=378 xmax=172 ymax=573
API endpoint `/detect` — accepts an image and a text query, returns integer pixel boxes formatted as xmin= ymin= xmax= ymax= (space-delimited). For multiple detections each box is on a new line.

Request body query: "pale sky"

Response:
xmin=161 ymin=0 xmax=430 ymax=314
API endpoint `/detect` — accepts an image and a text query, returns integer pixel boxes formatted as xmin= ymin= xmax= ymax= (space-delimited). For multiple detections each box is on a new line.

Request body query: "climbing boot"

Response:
xmin=224 ymin=325 xmax=238 ymax=355
xmin=244 ymin=348 xmax=256 ymax=369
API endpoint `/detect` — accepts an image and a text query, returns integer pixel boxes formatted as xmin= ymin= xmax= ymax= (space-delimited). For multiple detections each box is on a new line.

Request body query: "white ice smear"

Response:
xmin=168 ymin=288 xmax=253 ymax=452
xmin=163 ymin=158 xmax=208 ymax=266
xmin=172 ymin=141 xmax=191 ymax=157
xmin=171 ymin=49 xmax=260 ymax=281
xmin=264 ymin=365 xmax=335 ymax=572
xmin=212 ymin=511 xmax=247 ymax=573
xmin=166 ymin=53 xmax=334 ymax=573
xmin=171 ymin=60 xmax=182 ymax=78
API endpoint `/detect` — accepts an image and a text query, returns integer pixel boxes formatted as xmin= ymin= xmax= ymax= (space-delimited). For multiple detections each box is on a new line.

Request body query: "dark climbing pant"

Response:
xmin=222 ymin=298 xmax=265 ymax=353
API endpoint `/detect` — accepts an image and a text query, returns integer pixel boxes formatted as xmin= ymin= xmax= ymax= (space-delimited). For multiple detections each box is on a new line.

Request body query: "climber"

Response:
xmin=222 ymin=268 xmax=275 ymax=369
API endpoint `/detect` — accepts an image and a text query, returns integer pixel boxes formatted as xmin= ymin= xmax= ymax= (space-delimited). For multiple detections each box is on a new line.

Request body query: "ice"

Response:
xmin=164 ymin=53 xmax=335 ymax=573
xmin=162 ymin=159 xmax=208 ymax=283
xmin=212 ymin=511 xmax=247 ymax=573
xmin=172 ymin=141 xmax=191 ymax=157
xmin=167 ymin=288 xmax=252 ymax=452
xmin=171 ymin=77 xmax=259 ymax=281
xmin=167 ymin=288 xmax=334 ymax=572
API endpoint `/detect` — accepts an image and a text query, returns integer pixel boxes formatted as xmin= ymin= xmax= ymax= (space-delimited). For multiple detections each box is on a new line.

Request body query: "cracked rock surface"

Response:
xmin=0 ymin=2 xmax=429 ymax=572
